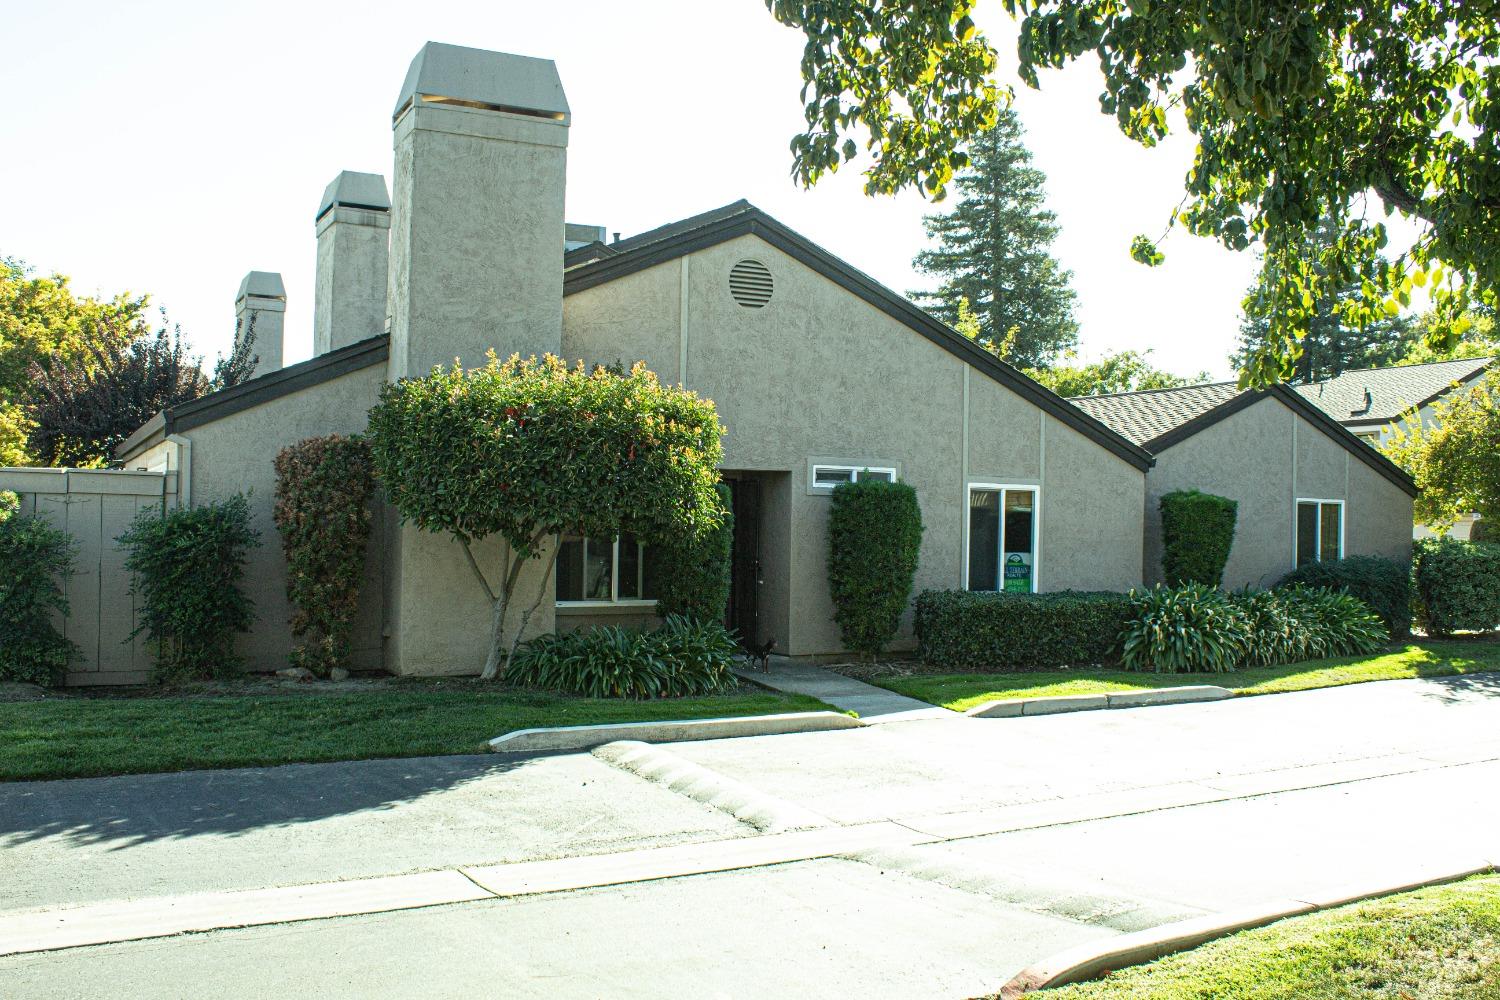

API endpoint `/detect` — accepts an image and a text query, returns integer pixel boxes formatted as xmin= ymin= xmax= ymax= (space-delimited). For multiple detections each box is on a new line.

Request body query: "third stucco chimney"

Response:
xmin=386 ymin=42 xmax=569 ymax=380
xmin=314 ymin=171 xmax=390 ymax=355
xmin=235 ymin=271 xmax=285 ymax=378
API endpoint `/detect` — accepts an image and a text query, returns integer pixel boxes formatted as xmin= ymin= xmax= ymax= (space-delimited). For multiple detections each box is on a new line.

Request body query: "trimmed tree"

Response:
xmin=654 ymin=481 xmax=733 ymax=625
xmin=827 ymin=479 xmax=925 ymax=657
xmin=1160 ymin=490 xmax=1238 ymax=587
xmin=273 ymin=435 xmax=377 ymax=676
xmin=367 ymin=354 xmax=724 ymax=679
xmin=0 ymin=509 xmax=77 ymax=684
xmin=1383 ymin=367 xmax=1500 ymax=532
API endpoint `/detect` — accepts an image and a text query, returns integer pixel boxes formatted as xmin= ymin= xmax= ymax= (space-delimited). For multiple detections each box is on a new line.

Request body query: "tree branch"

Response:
xmin=461 ymin=539 xmax=497 ymax=605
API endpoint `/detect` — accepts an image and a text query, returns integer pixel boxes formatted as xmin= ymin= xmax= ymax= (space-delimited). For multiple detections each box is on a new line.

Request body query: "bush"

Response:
xmin=1277 ymin=585 xmax=1388 ymax=657
xmin=655 ymin=482 xmax=733 ymax=624
xmin=914 ymin=589 xmax=1132 ymax=670
xmin=1121 ymin=583 xmax=1250 ymax=673
xmin=1413 ymin=537 xmax=1500 ymax=636
xmin=0 ymin=490 xmax=17 ymax=522
xmin=506 ymin=615 xmax=738 ymax=698
xmin=0 ymin=512 xmax=77 ymax=684
xmin=1277 ymin=555 xmax=1413 ymax=639
xmin=827 ymin=479 xmax=924 ymax=656
xmin=1232 ymin=588 xmax=1312 ymax=667
xmin=1160 ymin=490 xmax=1238 ymax=587
xmin=273 ymin=435 xmax=376 ymax=676
xmin=119 ymin=495 xmax=260 ymax=682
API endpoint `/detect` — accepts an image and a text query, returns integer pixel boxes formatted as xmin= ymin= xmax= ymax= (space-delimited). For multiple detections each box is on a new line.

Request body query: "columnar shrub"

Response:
xmin=654 ymin=482 xmax=733 ymax=625
xmin=914 ymin=590 xmax=1131 ymax=670
xmin=506 ymin=615 xmax=738 ymax=698
xmin=1413 ymin=537 xmax=1500 ymax=636
xmin=119 ymin=495 xmax=260 ymax=682
xmin=827 ymin=479 xmax=924 ymax=656
xmin=1276 ymin=555 xmax=1413 ymax=639
xmin=273 ymin=435 xmax=376 ymax=676
xmin=1120 ymin=583 xmax=1250 ymax=673
xmin=0 ymin=490 xmax=17 ymax=521
xmin=0 ymin=511 xmax=77 ymax=684
xmin=1159 ymin=490 xmax=1238 ymax=587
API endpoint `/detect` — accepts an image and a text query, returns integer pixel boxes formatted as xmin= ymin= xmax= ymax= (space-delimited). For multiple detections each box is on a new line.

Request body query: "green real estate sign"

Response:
xmin=1003 ymin=552 xmax=1031 ymax=593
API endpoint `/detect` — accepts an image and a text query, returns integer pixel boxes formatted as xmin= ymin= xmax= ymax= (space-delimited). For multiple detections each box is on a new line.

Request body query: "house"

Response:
xmin=1294 ymin=356 xmax=1495 ymax=539
xmin=111 ymin=41 xmax=1156 ymax=677
xmin=1072 ymin=382 xmax=1416 ymax=589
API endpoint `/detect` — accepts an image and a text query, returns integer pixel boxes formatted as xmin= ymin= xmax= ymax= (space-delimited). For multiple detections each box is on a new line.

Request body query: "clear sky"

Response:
xmin=2 ymin=1 xmax=1293 ymax=380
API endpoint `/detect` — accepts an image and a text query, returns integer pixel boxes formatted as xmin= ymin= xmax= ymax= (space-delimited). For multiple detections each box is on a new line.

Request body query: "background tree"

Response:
xmin=0 ymin=256 xmax=146 ymax=464
xmin=25 ymin=313 xmax=257 ymax=468
xmin=911 ymin=110 xmax=1077 ymax=368
xmin=764 ymin=1 xmax=1500 ymax=381
xmin=1232 ymin=218 xmax=1414 ymax=383
xmin=367 ymin=354 xmax=725 ymax=679
xmin=1395 ymin=307 xmax=1497 ymax=367
xmin=1383 ymin=368 xmax=1500 ymax=532
xmin=1030 ymin=350 xmax=1206 ymax=397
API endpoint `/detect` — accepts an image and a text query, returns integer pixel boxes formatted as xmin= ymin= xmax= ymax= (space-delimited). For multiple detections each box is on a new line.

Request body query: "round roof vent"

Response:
xmin=729 ymin=259 xmax=773 ymax=308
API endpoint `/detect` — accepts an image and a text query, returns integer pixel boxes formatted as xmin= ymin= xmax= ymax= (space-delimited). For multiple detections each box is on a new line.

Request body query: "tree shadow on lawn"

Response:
xmin=0 ymin=751 xmax=553 ymax=850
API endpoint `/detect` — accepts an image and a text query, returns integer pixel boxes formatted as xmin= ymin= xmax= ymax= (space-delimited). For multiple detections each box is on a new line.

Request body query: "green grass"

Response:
xmin=1039 ymin=874 xmax=1500 ymax=999
xmin=880 ymin=640 xmax=1500 ymax=713
xmin=0 ymin=686 xmax=828 ymax=782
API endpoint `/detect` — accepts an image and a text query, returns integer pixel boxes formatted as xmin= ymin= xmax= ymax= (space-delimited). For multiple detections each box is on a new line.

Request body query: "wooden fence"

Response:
xmin=1 ymin=468 xmax=178 ymax=685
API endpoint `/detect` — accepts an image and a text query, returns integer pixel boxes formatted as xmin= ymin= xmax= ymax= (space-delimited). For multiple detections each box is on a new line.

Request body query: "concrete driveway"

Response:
xmin=4 ymin=674 xmax=1499 ymax=998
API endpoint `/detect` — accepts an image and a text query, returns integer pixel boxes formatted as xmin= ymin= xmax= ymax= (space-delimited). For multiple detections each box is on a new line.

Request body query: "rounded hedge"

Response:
xmin=1276 ymin=555 xmax=1412 ymax=640
xmin=1160 ymin=490 xmax=1238 ymax=587
xmin=1413 ymin=537 xmax=1500 ymax=636
xmin=827 ymin=479 xmax=924 ymax=657
xmin=654 ymin=482 xmax=733 ymax=625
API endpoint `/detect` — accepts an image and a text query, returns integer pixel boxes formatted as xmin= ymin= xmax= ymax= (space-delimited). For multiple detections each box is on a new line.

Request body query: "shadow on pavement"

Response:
xmin=1415 ymin=671 xmax=1500 ymax=705
xmin=0 ymin=752 xmax=545 ymax=849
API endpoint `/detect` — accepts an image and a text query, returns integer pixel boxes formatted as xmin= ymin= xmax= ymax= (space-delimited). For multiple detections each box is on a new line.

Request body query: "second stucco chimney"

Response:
xmin=235 ymin=271 xmax=285 ymax=378
xmin=386 ymin=42 xmax=570 ymax=380
xmin=314 ymin=171 xmax=391 ymax=355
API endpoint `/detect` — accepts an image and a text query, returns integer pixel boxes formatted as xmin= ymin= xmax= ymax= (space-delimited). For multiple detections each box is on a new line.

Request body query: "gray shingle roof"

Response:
xmin=1069 ymin=382 xmax=1243 ymax=447
xmin=1294 ymin=356 xmax=1494 ymax=425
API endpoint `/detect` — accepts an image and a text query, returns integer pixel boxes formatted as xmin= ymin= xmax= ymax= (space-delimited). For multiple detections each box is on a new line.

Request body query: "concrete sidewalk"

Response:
xmin=734 ymin=658 xmax=959 ymax=722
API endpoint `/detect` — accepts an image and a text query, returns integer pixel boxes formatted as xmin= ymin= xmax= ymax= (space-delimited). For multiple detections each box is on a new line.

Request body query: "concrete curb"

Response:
xmin=966 ymin=686 xmax=1232 ymax=720
xmin=999 ymin=857 xmax=1498 ymax=996
xmin=488 ymin=710 xmax=863 ymax=753
xmin=592 ymin=740 xmax=831 ymax=833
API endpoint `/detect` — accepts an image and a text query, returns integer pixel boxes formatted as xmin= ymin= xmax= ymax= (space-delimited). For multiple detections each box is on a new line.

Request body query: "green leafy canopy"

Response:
xmin=765 ymin=1 xmax=1500 ymax=384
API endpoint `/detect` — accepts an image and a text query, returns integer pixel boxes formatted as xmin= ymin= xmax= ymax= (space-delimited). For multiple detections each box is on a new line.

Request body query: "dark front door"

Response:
xmin=726 ymin=478 xmax=761 ymax=645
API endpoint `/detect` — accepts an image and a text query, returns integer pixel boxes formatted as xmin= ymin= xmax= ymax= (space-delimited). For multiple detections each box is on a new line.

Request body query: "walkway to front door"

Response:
xmin=733 ymin=658 xmax=959 ymax=724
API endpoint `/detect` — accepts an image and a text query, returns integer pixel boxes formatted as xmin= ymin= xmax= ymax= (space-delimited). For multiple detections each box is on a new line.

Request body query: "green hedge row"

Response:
xmin=914 ymin=589 xmax=1132 ymax=671
xmin=1414 ymin=537 xmax=1500 ymax=636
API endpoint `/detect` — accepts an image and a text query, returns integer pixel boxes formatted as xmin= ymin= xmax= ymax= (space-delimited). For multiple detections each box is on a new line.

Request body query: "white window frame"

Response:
xmin=555 ymin=535 xmax=658 ymax=608
xmin=808 ymin=463 xmax=898 ymax=494
xmin=1294 ymin=498 xmax=1345 ymax=568
xmin=963 ymin=483 xmax=1041 ymax=594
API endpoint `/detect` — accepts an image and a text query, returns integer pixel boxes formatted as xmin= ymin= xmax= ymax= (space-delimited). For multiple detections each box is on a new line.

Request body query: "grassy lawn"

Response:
xmin=0 ymin=685 xmax=828 ymax=782
xmin=1039 ymin=874 xmax=1500 ymax=999
xmin=880 ymin=639 xmax=1500 ymax=713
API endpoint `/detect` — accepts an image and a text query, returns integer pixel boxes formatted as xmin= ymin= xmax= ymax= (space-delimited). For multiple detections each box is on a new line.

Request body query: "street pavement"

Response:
xmin=3 ymin=674 xmax=1499 ymax=998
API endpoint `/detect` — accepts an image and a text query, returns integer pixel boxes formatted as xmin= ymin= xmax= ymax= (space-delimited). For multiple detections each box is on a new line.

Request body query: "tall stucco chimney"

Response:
xmin=234 ymin=271 xmax=285 ymax=378
xmin=314 ymin=171 xmax=390 ymax=355
xmin=386 ymin=42 xmax=569 ymax=380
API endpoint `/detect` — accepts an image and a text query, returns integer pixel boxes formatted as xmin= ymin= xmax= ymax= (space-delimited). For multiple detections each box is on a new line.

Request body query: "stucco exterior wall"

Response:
xmin=564 ymin=233 xmax=1147 ymax=655
xmin=1145 ymin=397 xmax=1414 ymax=588
xmin=180 ymin=363 xmax=387 ymax=672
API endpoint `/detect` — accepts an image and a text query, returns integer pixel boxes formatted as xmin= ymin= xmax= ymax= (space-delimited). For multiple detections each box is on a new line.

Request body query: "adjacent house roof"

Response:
xmin=1072 ymin=381 xmax=1418 ymax=496
xmin=562 ymin=200 xmax=1156 ymax=472
xmin=116 ymin=335 xmax=389 ymax=461
xmin=1294 ymin=356 xmax=1494 ymax=427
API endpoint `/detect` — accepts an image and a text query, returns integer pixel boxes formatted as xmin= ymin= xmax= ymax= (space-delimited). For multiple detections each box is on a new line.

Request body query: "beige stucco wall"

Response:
xmin=564 ymin=233 xmax=1148 ymax=655
xmin=177 ymin=364 xmax=388 ymax=672
xmin=1145 ymin=396 xmax=1414 ymax=589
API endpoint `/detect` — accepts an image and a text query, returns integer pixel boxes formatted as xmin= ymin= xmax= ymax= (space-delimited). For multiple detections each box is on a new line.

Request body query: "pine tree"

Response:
xmin=1233 ymin=217 xmax=1414 ymax=383
xmin=911 ymin=110 xmax=1078 ymax=369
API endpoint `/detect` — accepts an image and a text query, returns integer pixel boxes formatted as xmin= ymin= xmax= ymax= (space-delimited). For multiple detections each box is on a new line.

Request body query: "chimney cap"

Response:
xmin=316 ymin=171 xmax=391 ymax=221
xmin=394 ymin=42 xmax=570 ymax=123
xmin=236 ymin=271 xmax=286 ymax=303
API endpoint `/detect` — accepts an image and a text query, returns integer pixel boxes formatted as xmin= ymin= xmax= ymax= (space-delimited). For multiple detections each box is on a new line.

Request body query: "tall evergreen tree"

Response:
xmin=910 ymin=110 xmax=1078 ymax=369
xmin=1233 ymin=217 xmax=1414 ymax=384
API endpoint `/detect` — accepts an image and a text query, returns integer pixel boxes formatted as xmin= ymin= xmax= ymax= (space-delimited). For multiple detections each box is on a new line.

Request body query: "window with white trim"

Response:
xmin=1296 ymin=499 xmax=1344 ymax=568
xmin=556 ymin=533 xmax=661 ymax=605
xmin=809 ymin=465 xmax=897 ymax=493
xmin=967 ymin=485 xmax=1038 ymax=593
